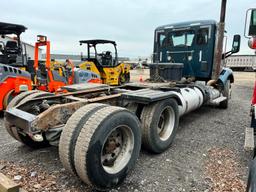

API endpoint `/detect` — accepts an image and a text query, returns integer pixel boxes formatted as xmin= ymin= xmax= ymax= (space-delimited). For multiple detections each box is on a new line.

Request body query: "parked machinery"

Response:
xmin=79 ymin=39 xmax=130 ymax=85
xmin=0 ymin=22 xmax=32 ymax=110
xmin=33 ymin=35 xmax=101 ymax=92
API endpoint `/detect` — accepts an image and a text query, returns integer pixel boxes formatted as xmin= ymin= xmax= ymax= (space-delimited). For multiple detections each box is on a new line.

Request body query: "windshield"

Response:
xmin=169 ymin=30 xmax=195 ymax=47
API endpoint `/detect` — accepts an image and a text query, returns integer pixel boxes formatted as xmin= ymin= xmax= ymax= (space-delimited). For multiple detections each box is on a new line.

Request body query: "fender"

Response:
xmin=217 ymin=67 xmax=234 ymax=86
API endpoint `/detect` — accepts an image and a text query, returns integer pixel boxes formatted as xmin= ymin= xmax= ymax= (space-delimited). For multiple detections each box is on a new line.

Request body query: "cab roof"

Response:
xmin=0 ymin=22 xmax=27 ymax=35
xmin=155 ymin=20 xmax=217 ymax=31
xmin=79 ymin=39 xmax=116 ymax=46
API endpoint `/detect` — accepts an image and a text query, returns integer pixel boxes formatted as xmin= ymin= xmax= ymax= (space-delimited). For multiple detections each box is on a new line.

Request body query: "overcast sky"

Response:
xmin=1 ymin=0 xmax=255 ymax=58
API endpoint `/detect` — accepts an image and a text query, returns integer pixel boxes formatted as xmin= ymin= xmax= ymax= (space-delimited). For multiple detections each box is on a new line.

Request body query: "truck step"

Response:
xmin=244 ymin=127 xmax=255 ymax=151
xmin=210 ymin=96 xmax=227 ymax=105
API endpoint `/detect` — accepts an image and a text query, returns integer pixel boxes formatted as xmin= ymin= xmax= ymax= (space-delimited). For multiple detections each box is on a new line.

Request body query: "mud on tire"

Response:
xmin=140 ymin=98 xmax=179 ymax=153
xmin=59 ymin=103 xmax=107 ymax=175
xmin=74 ymin=106 xmax=141 ymax=190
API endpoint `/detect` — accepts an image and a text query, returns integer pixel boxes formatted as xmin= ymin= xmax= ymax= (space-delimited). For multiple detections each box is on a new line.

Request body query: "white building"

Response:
xmin=0 ymin=36 xmax=42 ymax=60
xmin=225 ymin=55 xmax=256 ymax=71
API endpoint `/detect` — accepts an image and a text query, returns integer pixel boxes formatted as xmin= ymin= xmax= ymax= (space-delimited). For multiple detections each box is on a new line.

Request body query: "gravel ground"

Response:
xmin=0 ymin=71 xmax=254 ymax=192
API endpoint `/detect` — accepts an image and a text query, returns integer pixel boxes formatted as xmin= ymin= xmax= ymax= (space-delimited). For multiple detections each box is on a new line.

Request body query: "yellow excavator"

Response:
xmin=78 ymin=39 xmax=130 ymax=85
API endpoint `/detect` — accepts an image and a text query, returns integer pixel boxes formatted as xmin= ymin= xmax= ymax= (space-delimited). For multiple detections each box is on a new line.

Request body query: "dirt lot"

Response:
xmin=0 ymin=70 xmax=254 ymax=192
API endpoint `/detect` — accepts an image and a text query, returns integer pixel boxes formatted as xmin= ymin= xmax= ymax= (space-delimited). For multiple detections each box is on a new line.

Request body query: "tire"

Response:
xmin=4 ymin=91 xmax=52 ymax=149
xmin=4 ymin=90 xmax=39 ymax=141
xmin=59 ymin=103 xmax=107 ymax=175
xmin=74 ymin=106 xmax=141 ymax=189
xmin=3 ymin=90 xmax=15 ymax=109
xmin=6 ymin=90 xmax=39 ymax=110
xmin=126 ymin=103 xmax=138 ymax=115
xmin=246 ymin=158 xmax=256 ymax=192
xmin=219 ymin=80 xmax=231 ymax=109
xmin=140 ymin=99 xmax=179 ymax=153
xmin=119 ymin=72 xmax=130 ymax=85
xmin=17 ymin=91 xmax=53 ymax=106
xmin=125 ymin=72 xmax=130 ymax=83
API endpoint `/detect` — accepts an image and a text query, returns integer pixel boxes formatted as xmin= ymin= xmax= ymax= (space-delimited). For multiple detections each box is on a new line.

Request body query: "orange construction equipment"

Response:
xmin=0 ymin=23 xmax=101 ymax=111
xmin=0 ymin=22 xmax=33 ymax=111
xmin=33 ymin=35 xmax=75 ymax=92
xmin=33 ymin=35 xmax=102 ymax=93
xmin=0 ymin=66 xmax=32 ymax=110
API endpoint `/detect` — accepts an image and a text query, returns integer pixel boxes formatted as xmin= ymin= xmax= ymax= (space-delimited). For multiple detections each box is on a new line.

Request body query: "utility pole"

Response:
xmin=212 ymin=0 xmax=227 ymax=80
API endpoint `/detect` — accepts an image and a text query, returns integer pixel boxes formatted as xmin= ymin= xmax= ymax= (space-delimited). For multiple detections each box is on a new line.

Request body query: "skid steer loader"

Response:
xmin=79 ymin=39 xmax=130 ymax=85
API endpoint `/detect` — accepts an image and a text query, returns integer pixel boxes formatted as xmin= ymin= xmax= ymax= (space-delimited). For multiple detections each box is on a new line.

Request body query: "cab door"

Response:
xmin=154 ymin=31 xmax=169 ymax=63
xmin=192 ymin=26 xmax=216 ymax=79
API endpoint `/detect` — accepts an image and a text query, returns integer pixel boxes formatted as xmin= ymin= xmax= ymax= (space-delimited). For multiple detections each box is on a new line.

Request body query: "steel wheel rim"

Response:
xmin=157 ymin=106 xmax=175 ymax=141
xmin=101 ymin=125 xmax=134 ymax=174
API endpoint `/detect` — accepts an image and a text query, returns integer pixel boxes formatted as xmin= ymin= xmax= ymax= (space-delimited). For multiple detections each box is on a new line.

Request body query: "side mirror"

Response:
xmin=223 ymin=35 xmax=241 ymax=59
xmin=245 ymin=9 xmax=256 ymax=37
xmin=231 ymin=35 xmax=241 ymax=53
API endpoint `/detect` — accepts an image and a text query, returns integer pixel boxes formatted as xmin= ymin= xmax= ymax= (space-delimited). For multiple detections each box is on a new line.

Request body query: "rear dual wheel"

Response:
xmin=140 ymin=99 xmax=179 ymax=153
xmin=59 ymin=104 xmax=141 ymax=190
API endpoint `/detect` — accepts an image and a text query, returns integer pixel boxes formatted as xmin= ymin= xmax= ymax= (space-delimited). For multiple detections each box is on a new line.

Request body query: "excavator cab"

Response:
xmin=79 ymin=39 xmax=130 ymax=85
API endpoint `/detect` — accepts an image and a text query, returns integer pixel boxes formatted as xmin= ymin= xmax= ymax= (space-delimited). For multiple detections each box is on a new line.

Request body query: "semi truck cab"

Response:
xmin=153 ymin=20 xmax=240 ymax=82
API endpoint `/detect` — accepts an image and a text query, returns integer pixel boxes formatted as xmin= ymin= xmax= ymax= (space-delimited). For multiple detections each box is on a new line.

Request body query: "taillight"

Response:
xmin=248 ymin=37 xmax=256 ymax=49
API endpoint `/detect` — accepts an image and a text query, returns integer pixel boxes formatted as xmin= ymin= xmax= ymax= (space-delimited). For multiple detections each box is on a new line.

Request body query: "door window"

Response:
xmin=196 ymin=28 xmax=209 ymax=45
xmin=158 ymin=33 xmax=167 ymax=48
xmin=186 ymin=32 xmax=195 ymax=46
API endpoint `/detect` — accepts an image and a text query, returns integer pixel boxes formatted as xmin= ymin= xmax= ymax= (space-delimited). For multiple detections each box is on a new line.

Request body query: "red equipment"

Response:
xmin=252 ymin=81 xmax=256 ymax=105
xmin=248 ymin=37 xmax=256 ymax=49
xmin=0 ymin=68 xmax=32 ymax=110
xmin=34 ymin=35 xmax=75 ymax=92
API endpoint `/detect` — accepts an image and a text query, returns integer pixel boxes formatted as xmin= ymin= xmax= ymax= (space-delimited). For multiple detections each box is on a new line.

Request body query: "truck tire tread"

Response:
xmin=140 ymin=99 xmax=179 ymax=153
xmin=59 ymin=103 xmax=107 ymax=175
xmin=74 ymin=106 xmax=141 ymax=189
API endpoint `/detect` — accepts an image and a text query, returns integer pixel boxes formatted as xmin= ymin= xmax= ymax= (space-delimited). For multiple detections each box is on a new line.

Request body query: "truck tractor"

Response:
xmin=4 ymin=0 xmax=240 ymax=190
xmin=79 ymin=39 xmax=130 ymax=85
